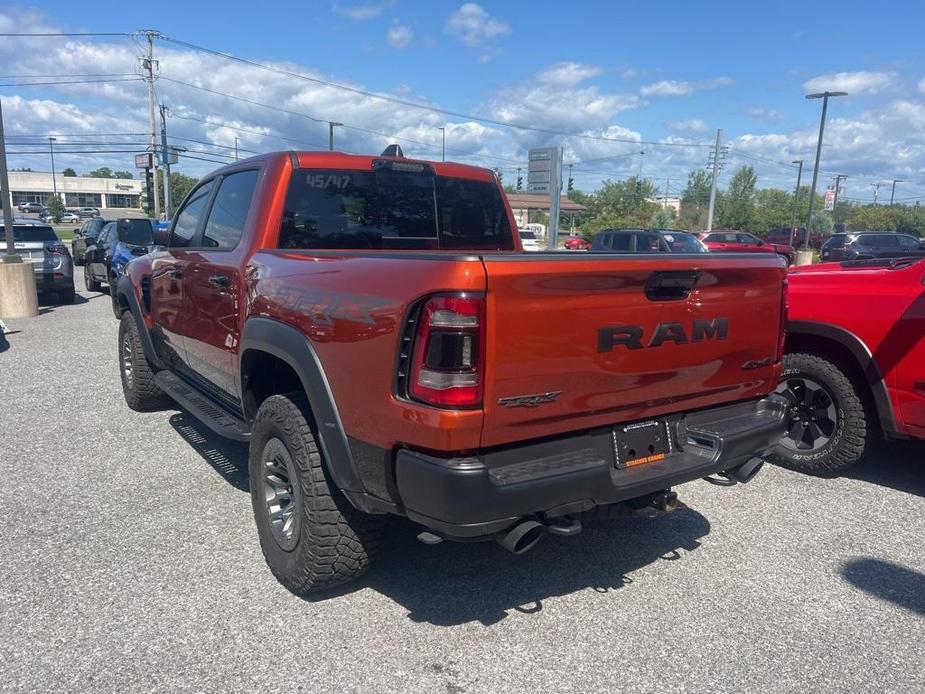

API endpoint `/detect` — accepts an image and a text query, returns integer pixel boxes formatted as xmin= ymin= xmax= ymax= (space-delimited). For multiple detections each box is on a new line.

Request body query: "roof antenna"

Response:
xmin=381 ymin=144 xmax=404 ymax=158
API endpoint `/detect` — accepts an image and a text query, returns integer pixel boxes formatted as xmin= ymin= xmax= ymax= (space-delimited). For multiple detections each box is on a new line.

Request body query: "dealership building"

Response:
xmin=4 ymin=170 xmax=143 ymax=210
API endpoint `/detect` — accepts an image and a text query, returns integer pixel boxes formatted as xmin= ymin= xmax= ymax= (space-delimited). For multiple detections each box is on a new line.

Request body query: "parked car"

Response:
xmin=114 ymin=149 xmax=788 ymax=594
xmin=18 ymin=202 xmax=45 ymax=214
xmin=77 ymin=207 xmax=100 ymax=218
xmin=0 ymin=223 xmax=75 ymax=303
xmin=766 ymin=228 xmax=829 ymax=249
xmin=70 ymin=217 xmax=108 ymax=266
xmin=819 ymin=231 xmax=925 ymax=262
xmin=590 ymin=228 xmax=708 ymax=253
xmin=518 ymin=228 xmax=540 ymax=251
xmin=700 ymin=231 xmax=794 ymax=265
xmin=773 ymin=257 xmax=925 ymax=475
xmin=564 ymin=236 xmax=590 ymax=250
xmin=84 ymin=219 xmax=154 ymax=301
xmin=41 ymin=211 xmax=79 ymax=223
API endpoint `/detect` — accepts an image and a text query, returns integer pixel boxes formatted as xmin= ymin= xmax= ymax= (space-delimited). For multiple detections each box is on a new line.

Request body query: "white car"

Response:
xmin=518 ymin=229 xmax=540 ymax=251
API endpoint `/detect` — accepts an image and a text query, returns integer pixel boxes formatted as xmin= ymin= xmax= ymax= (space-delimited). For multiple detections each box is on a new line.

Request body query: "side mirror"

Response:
xmin=73 ymin=229 xmax=81 ymax=235
xmin=756 ymin=239 xmax=764 ymax=246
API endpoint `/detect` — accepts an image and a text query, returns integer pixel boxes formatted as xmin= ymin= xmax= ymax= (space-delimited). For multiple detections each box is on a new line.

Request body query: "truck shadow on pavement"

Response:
xmin=846 ymin=442 xmax=925 ymax=498
xmin=166 ymin=411 xmax=712 ymax=625
xmin=348 ymin=509 xmax=710 ymax=626
xmin=841 ymin=558 xmax=925 ymax=617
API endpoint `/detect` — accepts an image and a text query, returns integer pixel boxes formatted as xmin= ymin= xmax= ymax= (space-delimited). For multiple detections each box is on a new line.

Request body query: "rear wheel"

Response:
xmin=84 ymin=265 xmax=101 ymax=292
xmin=249 ymin=393 xmax=382 ymax=594
xmin=118 ymin=312 xmax=169 ymax=411
xmin=769 ymin=352 xmax=871 ymax=476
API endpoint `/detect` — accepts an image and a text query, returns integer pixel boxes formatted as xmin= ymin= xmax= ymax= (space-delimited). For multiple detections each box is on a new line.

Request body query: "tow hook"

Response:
xmin=653 ymin=490 xmax=679 ymax=513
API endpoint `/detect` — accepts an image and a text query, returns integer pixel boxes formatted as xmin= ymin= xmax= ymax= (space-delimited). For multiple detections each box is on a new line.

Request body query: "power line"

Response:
xmin=0 ymin=32 xmax=132 ymax=37
xmin=0 ymin=77 xmax=143 ymax=87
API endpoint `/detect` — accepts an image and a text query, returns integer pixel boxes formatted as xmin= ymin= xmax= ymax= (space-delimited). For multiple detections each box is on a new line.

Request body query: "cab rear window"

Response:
xmin=278 ymin=168 xmax=514 ymax=251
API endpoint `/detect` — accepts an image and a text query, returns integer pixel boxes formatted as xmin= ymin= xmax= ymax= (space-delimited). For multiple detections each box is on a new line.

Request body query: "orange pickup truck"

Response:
xmin=116 ymin=148 xmax=789 ymax=593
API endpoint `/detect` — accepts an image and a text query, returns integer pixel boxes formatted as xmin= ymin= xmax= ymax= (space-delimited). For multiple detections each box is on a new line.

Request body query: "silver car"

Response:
xmin=0 ymin=224 xmax=76 ymax=303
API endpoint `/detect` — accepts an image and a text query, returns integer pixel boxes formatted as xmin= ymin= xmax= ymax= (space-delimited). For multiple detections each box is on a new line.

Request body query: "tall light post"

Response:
xmin=48 ymin=137 xmax=58 ymax=199
xmin=328 ymin=121 xmax=343 ymax=152
xmin=790 ymin=159 xmax=803 ymax=240
xmin=438 ymin=127 xmax=446 ymax=162
xmin=803 ymin=91 xmax=847 ymax=253
xmin=890 ymin=179 xmax=903 ymax=205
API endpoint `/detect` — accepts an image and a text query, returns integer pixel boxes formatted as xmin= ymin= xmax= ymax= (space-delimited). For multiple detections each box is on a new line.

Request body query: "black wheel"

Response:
xmin=110 ymin=276 xmax=123 ymax=318
xmin=118 ymin=312 xmax=169 ymax=411
xmin=769 ymin=352 xmax=871 ymax=475
xmin=58 ymin=286 xmax=76 ymax=304
xmin=249 ymin=393 xmax=382 ymax=594
xmin=84 ymin=265 xmax=101 ymax=292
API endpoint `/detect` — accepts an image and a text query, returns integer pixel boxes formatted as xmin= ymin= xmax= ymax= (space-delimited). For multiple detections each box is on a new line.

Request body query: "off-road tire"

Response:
xmin=249 ymin=393 xmax=382 ymax=594
xmin=118 ymin=312 xmax=169 ymax=411
xmin=769 ymin=352 xmax=871 ymax=476
xmin=110 ymin=276 xmax=123 ymax=318
xmin=84 ymin=265 xmax=101 ymax=292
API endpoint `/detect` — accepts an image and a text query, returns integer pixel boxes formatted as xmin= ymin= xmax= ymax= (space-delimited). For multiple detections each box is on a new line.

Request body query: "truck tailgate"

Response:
xmin=480 ymin=253 xmax=786 ymax=447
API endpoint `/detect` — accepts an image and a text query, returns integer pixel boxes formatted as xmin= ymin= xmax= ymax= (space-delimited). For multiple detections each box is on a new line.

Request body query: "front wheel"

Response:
xmin=118 ymin=313 xmax=169 ymax=411
xmin=84 ymin=265 xmax=101 ymax=292
xmin=769 ymin=352 xmax=871 ymax=476
xmin=249 ymin=393 xmax=382 ymax=594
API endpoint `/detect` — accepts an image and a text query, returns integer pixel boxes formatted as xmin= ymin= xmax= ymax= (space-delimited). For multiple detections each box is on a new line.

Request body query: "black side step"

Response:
xmin=155 ymin=371 xmax=251 ymax=441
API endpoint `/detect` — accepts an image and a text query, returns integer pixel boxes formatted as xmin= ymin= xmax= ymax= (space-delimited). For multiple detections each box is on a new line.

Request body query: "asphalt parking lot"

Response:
xmin=1 ymin=290 xmax=923 ymax=693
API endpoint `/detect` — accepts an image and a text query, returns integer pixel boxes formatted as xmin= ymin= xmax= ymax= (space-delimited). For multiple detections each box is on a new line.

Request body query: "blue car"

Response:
xmin=83 ymin=218 xmax=155 ymax=316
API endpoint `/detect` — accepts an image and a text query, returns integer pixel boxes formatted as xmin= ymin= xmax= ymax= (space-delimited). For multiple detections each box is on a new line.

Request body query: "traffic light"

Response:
xmin=567 ymin=177 xmax=574 ymax=192
xmin=517 ymin=173 xmax=523 ymax=190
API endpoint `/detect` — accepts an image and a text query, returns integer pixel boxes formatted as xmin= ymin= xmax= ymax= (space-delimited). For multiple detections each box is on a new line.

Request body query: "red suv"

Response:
xmin=770 ymin=257 xmax=925 ymax=474
xmin=701 ymin=231 xmax=795 ymax=265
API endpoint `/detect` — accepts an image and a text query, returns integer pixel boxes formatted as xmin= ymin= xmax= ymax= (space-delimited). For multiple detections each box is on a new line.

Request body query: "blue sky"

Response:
xmin=2 ymin=1 xmax=924 ymax=202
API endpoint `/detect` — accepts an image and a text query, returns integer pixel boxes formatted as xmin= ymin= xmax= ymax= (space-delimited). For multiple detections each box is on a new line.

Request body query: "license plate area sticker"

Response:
xmin=612 ymin=420 xmax=670 ymax=469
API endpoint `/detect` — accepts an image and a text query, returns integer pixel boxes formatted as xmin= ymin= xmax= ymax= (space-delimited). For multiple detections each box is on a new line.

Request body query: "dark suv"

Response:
xmin=820 ymin=231 xmax=925 ymax=262
xmin=590 ymin=228 xmax=707 ymax=253
xmin=71 ymin=217 xmax=108 ymax=265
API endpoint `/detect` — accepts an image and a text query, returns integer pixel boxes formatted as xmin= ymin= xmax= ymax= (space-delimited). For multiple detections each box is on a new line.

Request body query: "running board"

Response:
xmin=155 ymin=371 xmax=251 ymax=441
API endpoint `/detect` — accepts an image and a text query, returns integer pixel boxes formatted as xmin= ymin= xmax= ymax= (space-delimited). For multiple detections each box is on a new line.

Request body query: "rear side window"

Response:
xmin=863 ymin=234 xmax=897 ymax=247
xmin=278 ymin=168 xmax=513 ymax=251
xmin=203 ymin=170 xmax=259 ymax=249
xmin=824 ymin=235 xmax=846 ymax=248
xmin=610 ymin=234 xmax=632 ymax=251
xmin=170 ymin=180 xmax=214 ymax=248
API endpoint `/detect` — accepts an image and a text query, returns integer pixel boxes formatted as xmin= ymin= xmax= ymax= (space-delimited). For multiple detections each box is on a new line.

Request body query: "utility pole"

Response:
xmin=890 ymin=179 xmax=903 ymax=205
xmin=831 ymin=174 xmax=846 ymax=211
xmin=234 ymin=136 xmax=239 ymax=161
xmin=159 ymin=103 xmax=171 ymax=219
xmin=664 ymin=175 xmax=670 ymax=209
xmin=48 ymin=137 xmax=58 ymax=199
xmin=706 ymin=128 xmax=722 ymax=232
xmin=438 ymin=127 xmax=445 ymax=162
xmin=790 ymin=159 xmax=803 ymax=238
xmin=804 ymin=91 xmax=847 ymax=252
xmin=142 ymin=30 xmax=161 ymax=218
xmin=328 ymin=121 xmax=343 ymax=151
xmin=872 ymin=182 xmax=881 ymax=205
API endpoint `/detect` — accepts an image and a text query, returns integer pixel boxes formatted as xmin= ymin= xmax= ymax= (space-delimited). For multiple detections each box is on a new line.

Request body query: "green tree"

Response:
xmin=810 ymin=210 xmax=834 ymax=233
xmin=679 ymin=169 xmax=712 ymax=231
xmin=62 ymin=167 xmax=77 ymax=177
xmin=156 ymin=172 xmax=199 ymax=215
xmin=87 ymin=166 xmax=113 ymax=179
xmin=113 ymin=170 xmax=134 ymax=179
xmin=649 ymin=207 xmax=679 ymax=229
xmin=44 ymin=195 xmax=66 ymax=223
xmin=752 ymin=188 xmax=794 ymax=234
xmin=717 ymin=165 xmax=757 ymax=230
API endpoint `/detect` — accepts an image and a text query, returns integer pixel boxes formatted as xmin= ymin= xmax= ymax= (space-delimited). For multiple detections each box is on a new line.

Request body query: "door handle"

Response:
xmin=208 ymin=275 xmax=229 ymax=289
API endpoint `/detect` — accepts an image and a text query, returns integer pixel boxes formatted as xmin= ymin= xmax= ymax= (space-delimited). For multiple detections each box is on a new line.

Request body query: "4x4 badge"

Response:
xmin=498 ymin=391 xmax=562 ymax=408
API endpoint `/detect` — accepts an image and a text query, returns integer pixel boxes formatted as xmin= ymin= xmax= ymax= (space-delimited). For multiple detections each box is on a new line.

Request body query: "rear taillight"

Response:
xmin=45 ymin=242 xmax=68 ymax=256
xmin=408 ymin=294 xmax=485 ymax=408
xmin=776 ymin=278 xmax=788 ymax=363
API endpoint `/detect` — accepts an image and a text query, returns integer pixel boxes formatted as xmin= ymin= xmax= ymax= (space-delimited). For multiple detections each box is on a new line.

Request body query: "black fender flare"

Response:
xmin=240 ymin=317 xmax=392 ymax=513
xmin=787 ymin=320 xmax=899 ymax=435
xmin=117 ymin=276 xmax=163 ymax=370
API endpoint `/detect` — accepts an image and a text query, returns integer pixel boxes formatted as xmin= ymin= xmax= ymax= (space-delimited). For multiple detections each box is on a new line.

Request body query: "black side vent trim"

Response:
xmin=394 ymin=299 xmax=423 ymax=399
xmin=140 ymin=276 xmax=152 ymax=314
xmin=645 ymin=271 xmax=700 ymax=302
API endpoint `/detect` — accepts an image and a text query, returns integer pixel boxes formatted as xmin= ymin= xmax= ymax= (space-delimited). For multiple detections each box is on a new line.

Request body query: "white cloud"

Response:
xmin=668 ymin=118 xmax=708 ymax=133
xmin=386 ymin=22 xmax=413 ymax=49
xmin=445 ymin=3 xmax=510 ymax=48
xmin=537 ymin=62 xmax=602 ymax=86
xmin=745 ymin=106 xmax=784 ymax=122
xmin=802 ymin=71 xmax=893 ymax=96
xmin=640 ymin=76 xmax=733 ymax=97
xmin=332 ymin=1 xmax=395 ymax=20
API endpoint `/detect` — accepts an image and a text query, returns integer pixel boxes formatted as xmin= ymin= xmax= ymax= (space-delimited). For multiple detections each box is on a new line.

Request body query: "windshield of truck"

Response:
xmin=117 ymin=219 xmax=154 ymax=246
xmin=279 ymin=167 xmax=514 ymax=250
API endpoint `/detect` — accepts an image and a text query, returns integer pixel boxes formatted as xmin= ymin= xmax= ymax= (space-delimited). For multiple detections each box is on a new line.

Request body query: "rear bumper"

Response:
xmin=34 ymin=270 xmax=74 ymax=292
xmin=395 ymin=394 xmax=789 ymax=538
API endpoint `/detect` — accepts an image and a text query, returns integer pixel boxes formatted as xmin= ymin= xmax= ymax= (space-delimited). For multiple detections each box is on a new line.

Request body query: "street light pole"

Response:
xmin=890 ymin=179 xmax=903 ymax=205
xmin=48 ymin=137 xmax=58 ymax=199
xmin=790 ymin=159 xmax=803 ymax=240
xmin=328 ymin=121 xmax=343 ymax=152
xmin=438 ymin=127 xmax=446 ymax=162
xmin=804 ymin=91 xmax=847 ymax=253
